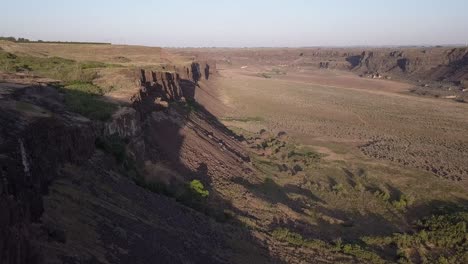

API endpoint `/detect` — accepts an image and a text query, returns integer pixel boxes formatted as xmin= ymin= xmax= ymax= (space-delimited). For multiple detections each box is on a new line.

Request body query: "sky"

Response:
xmin=1 ymin=0 xmax=467 ymax=47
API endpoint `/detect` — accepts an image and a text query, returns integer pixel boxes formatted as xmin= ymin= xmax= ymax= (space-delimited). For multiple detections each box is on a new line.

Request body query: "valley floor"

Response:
xmin=213 ymin=66 xmax=468 ymax=186
xmin=196 ymin=64 xmax=468 ymax=263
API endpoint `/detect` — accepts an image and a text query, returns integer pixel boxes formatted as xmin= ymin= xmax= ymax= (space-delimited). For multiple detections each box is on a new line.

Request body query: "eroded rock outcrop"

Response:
xmin=0 ymin=61 xmax=269 ymax=264
xmin=316 ymin=47 xmax=468 ymax=84
xmin=0 ymin=86 xmax=95 ymax=264
xmin=260 ymin=46 xmax=466 ymax=86
xmin=131 ymin=62 xmax=208 ymax=117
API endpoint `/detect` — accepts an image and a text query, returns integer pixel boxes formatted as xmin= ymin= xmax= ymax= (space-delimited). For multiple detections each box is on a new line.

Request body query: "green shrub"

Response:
xmin=272 ymin=228 xmax=329 ymax=249
xmin=189 ymin=179 xmax=209 ymax=198
xmin=362 ymin=210 xmax=468 ymax=263
xmin=272 ymin=228 xmax=305 ymax=246
xmin=340 ymin=243 xmax=386 ymax=263
xmin=392 ymin=194 xmax=415 ymax=210
xmin=135 ymin=176 xmax=231 ymax=222
xmin=374 ymin=189 xmax=390 ymax=201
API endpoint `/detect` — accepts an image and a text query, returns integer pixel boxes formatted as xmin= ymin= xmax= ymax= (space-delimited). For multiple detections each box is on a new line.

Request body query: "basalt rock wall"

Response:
xmin=309 ymin=47 xmax=468 ymax=84
xmin=0 ymin=87 xmax=95 ymax=264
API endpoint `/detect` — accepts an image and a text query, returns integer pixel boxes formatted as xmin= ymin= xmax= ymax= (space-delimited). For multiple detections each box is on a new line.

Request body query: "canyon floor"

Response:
xmin=187 ymin=48 xmax=468 ymax=263
xmin=211 ymin=64 xmax=468 ymax=185
xmin=1 ymin=43 xmax=467 ymax=264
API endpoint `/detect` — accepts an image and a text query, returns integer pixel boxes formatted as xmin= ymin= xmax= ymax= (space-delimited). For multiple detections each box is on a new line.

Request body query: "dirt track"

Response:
xmin=212 ymin=67 xmax=468 ymax=186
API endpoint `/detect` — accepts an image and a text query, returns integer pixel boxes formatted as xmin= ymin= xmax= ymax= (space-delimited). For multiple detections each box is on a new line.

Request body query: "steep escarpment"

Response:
xmin=344 ymin=47 xmax=468 ymax=84
xmin=291 ymin=47 xmax=468 ymax=93
xmin=0 ymin=85 xmax=96 ymax=263
xmin=181 ymin=47 xmax=467 ymax=88
xmin=106 ymin=62 xmax=251 ymax=185
xmin=0 ymin=63 xmax=272 ymax=264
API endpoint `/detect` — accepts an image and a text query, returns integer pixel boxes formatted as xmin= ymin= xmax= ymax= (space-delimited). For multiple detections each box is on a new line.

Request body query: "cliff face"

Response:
xmin=347 ymin=48 xmax=468 ymax=82
xmin=0 ymin=61 xmax=269 ymax=264
xmin=0 ymin=85 xmax=95 ymax=263
xmin=131 ymin=62 xmax=204 ymax=114
xmin=306 ymin=47 xmax=468 ymax=85
xmin=109 ymin=61 xmax=250 ymax=182
xmin=187 ymin=47 xmax=467 ymax=87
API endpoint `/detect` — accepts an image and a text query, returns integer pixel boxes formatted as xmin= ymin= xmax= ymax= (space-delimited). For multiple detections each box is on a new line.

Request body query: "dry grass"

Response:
xmin=206 ymin=62 xmax=468 ymax=262
xmin=0 ymin=41 xmax=165 ymax=66
xmin=0 ymin=41 xmax=192 ymax=103
xmin=215 ymin=68 xmax=468 ymax=185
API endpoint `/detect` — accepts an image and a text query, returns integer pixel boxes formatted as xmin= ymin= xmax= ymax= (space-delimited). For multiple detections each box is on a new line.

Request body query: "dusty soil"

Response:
xmin=175 ymin=48 xmax=468 ymax=187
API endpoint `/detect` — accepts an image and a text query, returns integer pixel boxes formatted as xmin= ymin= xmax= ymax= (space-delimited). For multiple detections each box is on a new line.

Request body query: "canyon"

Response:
xmin=1 ymin=42 xmax=467 ymax=263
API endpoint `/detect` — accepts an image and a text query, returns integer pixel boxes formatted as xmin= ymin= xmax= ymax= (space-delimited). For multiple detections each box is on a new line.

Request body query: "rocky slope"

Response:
xmin=2 ymin=44 xmax=467 ymax=264
xmin=340 ymin=47 xmax=468 ymax=85
xmin=0 ymin=63 xmax=273 ymax=264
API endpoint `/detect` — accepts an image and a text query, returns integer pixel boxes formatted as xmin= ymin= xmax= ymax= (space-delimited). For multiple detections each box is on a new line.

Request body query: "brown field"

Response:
xmin=0 ymin=41 xmax=171 ymax=65
xmin=205 ymin=63 xmax=468 ymax=186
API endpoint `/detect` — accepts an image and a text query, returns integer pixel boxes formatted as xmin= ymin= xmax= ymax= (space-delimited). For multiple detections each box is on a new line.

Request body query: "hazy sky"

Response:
xmin=1 ymin=0 xmax=467 ymax=47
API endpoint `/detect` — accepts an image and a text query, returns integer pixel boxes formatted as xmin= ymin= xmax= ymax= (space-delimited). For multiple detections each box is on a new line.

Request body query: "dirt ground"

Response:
xmin=190 ymin=54 xmax=468 ymax=188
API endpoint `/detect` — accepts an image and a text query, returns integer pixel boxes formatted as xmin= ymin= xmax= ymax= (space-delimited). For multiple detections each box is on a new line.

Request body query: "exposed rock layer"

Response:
xmin=0 ymin=62 xmax=271 ymax=264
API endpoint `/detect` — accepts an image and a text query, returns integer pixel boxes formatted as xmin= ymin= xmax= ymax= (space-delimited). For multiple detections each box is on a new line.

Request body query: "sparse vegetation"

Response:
xmin=374 ymin=188 xmax=391 ymax=202
xmin=339 ymin=243 xmax=386 ymax=264
xmin=354 ymin=182 xmax=365 ymax=192
xmin=272 ymin=228 xmax=386 ymax=263
xmin=0 ymin=50 xmax=112 ymax=82
xmin=2 ymin=38 xmax=468 ymax=264
xmin=272 ymin=228 xmax=328 ymax=249
xmin=332 ymin=183 xmax=345 ymax=194
xmin=95 ymin=134 xmax=227 ymax=223
xmin=392 ymin=194 xmax=415 ymax=210
xmin=61 ymin=82 xmax=117 ymax=121
xmin=0 ymin=50 xmax=119 ymax=120
xmin=257 ymin=68 xmax=286 ymax=79
xmin=362 ymin=210 xmax=468 ymax=263
xmin=258 ymin=72 xmax=272 ymax=78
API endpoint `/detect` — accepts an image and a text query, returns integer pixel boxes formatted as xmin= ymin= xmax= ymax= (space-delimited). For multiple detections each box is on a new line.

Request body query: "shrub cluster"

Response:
xmin=362 ymin=211 xmax=468 ymax=263
xmin=272 ymin=228 xmax=386 ymax=263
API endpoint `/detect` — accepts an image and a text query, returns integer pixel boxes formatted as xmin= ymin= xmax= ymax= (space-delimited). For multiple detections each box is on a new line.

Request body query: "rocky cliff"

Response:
xmin=345 ymin=48 xmax=468 ymax=83
xmin=0 ymin=61 xmax=271 ymax=264
xmin=184 ymin=47 xmax=467 ymax=88
xmin=301 ymin=47 xmax=468 ymax=86
xmin=0 ymin=85 xmax=96 ymax=263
